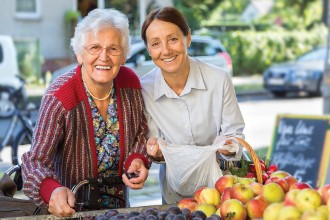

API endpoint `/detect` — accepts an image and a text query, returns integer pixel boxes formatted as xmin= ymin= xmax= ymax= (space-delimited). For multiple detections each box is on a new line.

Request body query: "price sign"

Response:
xmin=267 ymin=114 xmax=330 ymax=188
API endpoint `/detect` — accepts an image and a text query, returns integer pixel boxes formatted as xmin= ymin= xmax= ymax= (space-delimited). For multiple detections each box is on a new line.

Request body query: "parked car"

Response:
xmin=52 ymin=35 xmax=233 ymax=81
xmin=263 ymin=46 xmax=326 ymax=97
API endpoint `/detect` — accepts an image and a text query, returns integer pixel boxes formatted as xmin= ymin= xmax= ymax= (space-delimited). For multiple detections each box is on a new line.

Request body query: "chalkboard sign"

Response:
xmin=267 ymin=114 xmax=330 ymax=188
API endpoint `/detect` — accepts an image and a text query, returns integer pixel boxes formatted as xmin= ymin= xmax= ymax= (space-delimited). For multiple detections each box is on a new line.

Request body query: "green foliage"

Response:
xmin=218 ymin=24 xmax=327 ymax=76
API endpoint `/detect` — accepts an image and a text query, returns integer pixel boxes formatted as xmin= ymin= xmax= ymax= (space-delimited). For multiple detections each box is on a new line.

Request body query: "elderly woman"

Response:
xmin=21 ymin=8 xmax=150 ymax=217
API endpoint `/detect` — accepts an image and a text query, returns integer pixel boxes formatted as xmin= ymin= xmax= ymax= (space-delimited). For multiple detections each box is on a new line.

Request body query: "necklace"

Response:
xmin=82 ymin=75 xmax=113 ymax=101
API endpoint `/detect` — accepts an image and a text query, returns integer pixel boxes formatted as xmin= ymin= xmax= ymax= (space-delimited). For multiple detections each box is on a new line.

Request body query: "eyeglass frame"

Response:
xmin=83 ymin=44 xmax=124 ymax=56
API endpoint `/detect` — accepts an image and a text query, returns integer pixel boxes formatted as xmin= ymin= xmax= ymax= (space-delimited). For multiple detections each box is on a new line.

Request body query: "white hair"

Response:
xmin=70 ymin=8 xmax=130 ymax=57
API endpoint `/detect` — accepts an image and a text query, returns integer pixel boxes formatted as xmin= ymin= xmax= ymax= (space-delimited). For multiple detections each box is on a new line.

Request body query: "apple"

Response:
xmin=259 ymin=158 xmax=266 ymax=165
xmin=263 ymin=202 xmax=284 ymax=220
xmin=220 ymin=199 xmax=247 ymax=220
xmin=316 ymin=205 xmax=329 ymax=217
xmin=214 ymin=175 xmax=237 ymax=194
xmin=278 ymin=206 xmax=302 ymax=220
xmin=178 ymin=198 xmax=197 ymax=212
xmin=261 ymin=182 xmax=285 ymax=203
xmin=267 ymin=164 xmax=278 ymax=172
xmin=230 ymin=183 xmax=255 ymax=204
xmin=270 ymin=170 xmax=291 ymax=179
xmin=283 ymin=189 xmax=300 ymax=206
xmin=245 ymin=195 xmax=269 ymax=219
xmin=249 ymin=163 xmax=266 ymax=173
xmin=266 ymin=170 xmax=273 ymax=176
xmin=295 ymin=188 xmax=322 ymax=212
xmin=246 ymin=172 xmax=256 ymax=178
xmin=237 ymin=177 xmax=255 ymax=185
xmin=249 ymin=181 xmax=263 ymax=196
xmin=195 ymin=203 xmax=216 ymax=217
xmin=317 ymin=184 xmax=330 ymax=204
xmin=262 ymin=172 xmax=269 ymax=183
xmin=290 ymin=182 xmax=312 ymax=190
xmin=283 ymin=175 xmax=298 ymax=188
xmin=198 ymin=187 xmax=221 ymax=206
xmin=267 ymin=177 xmax=289 ymax=193
xmin=265 ymin=176 xmax=280 ymax=184
xmin=301 ymin=208 xmax=328 ymax=220
xmin=221 ymin=187 xmax=232 ymax=203
xmin=194 ymin=187 xmax=206 ymax=202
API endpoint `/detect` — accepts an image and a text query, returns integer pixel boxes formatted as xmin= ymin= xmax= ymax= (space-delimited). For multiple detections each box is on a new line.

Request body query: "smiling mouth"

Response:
xmin=95 ymin=65 xmax=111 ymax=70
xmin=162 ymin=56 xmax=177 ymax=62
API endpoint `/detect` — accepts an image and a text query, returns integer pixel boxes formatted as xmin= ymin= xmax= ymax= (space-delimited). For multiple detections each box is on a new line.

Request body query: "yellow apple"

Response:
xmin=220 ymin=199 xmax=247 ymax=220
xmin=301 ymin=208 xmax=328 ymax=220
xmin=270 ymin=170 xmax=291 ymax=179
xmin=284 ymin=188 xmax=300 ymax=206
xmin=195 ymin=203 xmax=216 ymax=217
xmin=263 ymin=202 xmax=284 ymax=220
xmin=316 ymin=205 xmax=329 ymax=217
xmin=295 ymin=188 xmax=322 ymax=212
xmin=198 ymin=187 xmax=221 ymax=206
xmin=230 ymin=183 xmax=255 ymax=204
xmin=278 ymin=206 xmax=302 ymax=220
xmin=237 ymin=177 xmax=255 ymax=185
xmin=261 ymin=182 xmax=285 ymax=203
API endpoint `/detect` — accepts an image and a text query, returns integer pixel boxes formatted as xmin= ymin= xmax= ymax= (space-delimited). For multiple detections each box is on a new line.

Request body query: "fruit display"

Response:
xmin=176 ymin=165 xmax=330 ymax=220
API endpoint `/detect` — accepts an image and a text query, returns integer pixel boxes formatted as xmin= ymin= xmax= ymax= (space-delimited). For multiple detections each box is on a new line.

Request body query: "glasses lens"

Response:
xmin=85 ymin=45 xmax=122 ymax=56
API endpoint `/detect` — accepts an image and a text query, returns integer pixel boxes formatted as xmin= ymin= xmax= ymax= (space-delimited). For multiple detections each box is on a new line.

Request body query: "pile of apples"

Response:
xmin=177 ymin=169 xmax=330 ymax=220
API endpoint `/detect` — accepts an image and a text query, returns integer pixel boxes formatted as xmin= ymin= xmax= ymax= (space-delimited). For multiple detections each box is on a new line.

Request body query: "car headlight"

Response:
xmin=291 ymin=69 xmax=310 ymax=78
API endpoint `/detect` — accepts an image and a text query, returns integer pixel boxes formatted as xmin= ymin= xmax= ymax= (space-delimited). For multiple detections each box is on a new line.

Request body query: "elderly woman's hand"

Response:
xmin=48 ymin=186 xmax=76 ymax=217
xmin=122 ymin=159 xmax=148 ymax=189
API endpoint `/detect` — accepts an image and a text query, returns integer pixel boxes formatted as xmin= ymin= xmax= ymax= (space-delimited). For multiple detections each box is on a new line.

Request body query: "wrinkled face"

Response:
xmin=76 ymin=27 xmax=126 ymax=84
xmin=145 ymin=19 xmax=191 ymax=76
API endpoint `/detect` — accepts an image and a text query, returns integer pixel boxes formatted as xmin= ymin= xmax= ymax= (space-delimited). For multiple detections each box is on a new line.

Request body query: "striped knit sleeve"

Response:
xmin=21 ymin=94 xmax=66 ymax=208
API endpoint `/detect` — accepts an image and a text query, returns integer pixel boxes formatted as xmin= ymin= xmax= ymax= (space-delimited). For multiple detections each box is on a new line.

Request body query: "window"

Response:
xmin=15 ymin=0 xmax=41 ymax=19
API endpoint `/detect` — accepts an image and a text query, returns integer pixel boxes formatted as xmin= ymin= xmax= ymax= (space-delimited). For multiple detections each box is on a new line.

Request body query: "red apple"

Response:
xmin=261 ymin=182 xmax=285 ymax=203
xmin=270 ymin=178 xmax=290 ymax=193
xmin=283 ymin=176 xmax=298 ymax=188
xmin=221 ymin=187 xmax=232 ymax=203
xmin=283 ymin=189 xmax=300 ymax=206
xmin=317 ymin=184 xmax=330 ymax=204
xmin=178 ymin=198 xmax=197 ymax=212
xmin=214 ymin=175 xmax=237 ymax=194
xmin=267 ymin=164 xmax=278 ymax=173
xmin=249 ymin=164 xmax=256 ymax=173
xmin=270 ymin=170 xmax=291 ymax=179
xmin=230 ymin=183 xmax=255 ymax=204
xmin=246 ymin=195 xmax=270 ymax=219
xmin=249 ymin=182 xmax=263 ymax=196
xmin=295 ymin=188 xmax=322 ymax=212
xmin=220 ymin=199 xmax=247 ymax=220
xmin=289 ymin=182 xmax=312 ymax=191
xmin=266 ymin=170 xmax=273 ymax=176
xmin=246 ymin=172 xmax=256 ymax=178
xmin=198 ymin=187 xmax=221 ymax=206
xmin=265 ymin=176 xmax=280 ymax=184
xmin=259 ymin=159 xmax=266 ymax=165
xmin=262 ymin=172 xmax=269 ymax=183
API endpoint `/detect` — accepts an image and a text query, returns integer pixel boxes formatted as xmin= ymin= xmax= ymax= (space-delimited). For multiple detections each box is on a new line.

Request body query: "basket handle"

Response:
xmin=235 ymin=137 xmax=263 ymax=184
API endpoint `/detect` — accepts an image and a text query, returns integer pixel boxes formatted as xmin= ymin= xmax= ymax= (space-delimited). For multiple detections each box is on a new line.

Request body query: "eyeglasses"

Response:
xmin=84 ymin=44 xmax=123 ymax=56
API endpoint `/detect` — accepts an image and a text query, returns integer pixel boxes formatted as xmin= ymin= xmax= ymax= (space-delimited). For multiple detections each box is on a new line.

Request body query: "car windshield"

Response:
xmin=297 ymin=47 xmax=326 ymax=62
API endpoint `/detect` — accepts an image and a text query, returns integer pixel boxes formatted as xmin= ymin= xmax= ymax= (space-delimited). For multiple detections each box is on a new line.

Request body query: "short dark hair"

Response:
xmin=141 ymin=7 xmax=190 ymax=45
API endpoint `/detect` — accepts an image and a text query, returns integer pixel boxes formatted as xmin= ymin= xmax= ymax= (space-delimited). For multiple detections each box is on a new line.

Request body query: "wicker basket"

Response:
xmin=236 ymin=137 xmax=263 ymax=184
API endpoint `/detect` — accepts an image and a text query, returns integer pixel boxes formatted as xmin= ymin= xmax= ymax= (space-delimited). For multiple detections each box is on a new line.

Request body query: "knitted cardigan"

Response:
xmin=21 ymin=65 xmax=150 ymax=208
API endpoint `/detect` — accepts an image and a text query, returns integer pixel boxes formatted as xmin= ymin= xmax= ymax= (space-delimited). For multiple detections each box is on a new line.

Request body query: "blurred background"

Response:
xmin=0 ymin=0 xmax=329 ymax=207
